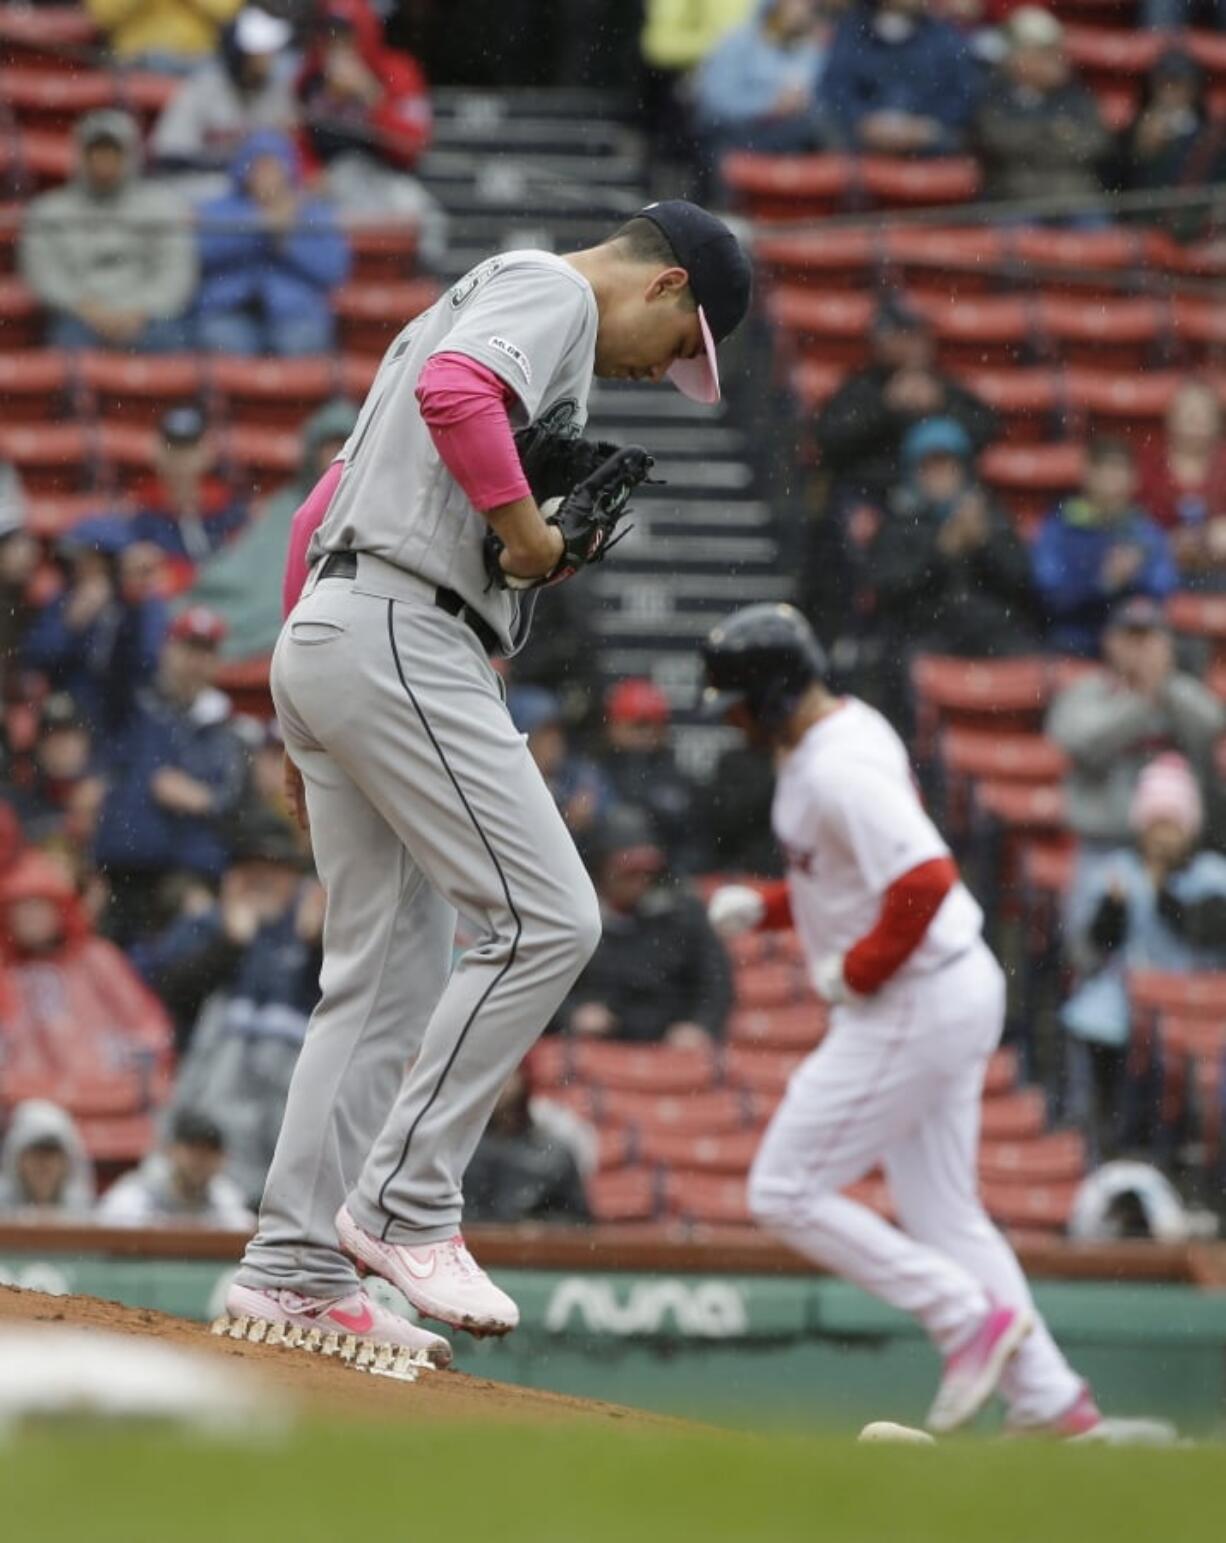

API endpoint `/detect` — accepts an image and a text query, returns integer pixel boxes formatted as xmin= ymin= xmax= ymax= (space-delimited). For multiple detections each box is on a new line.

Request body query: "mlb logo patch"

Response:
xmin=488 ymin=336 xmax=532 ymax=384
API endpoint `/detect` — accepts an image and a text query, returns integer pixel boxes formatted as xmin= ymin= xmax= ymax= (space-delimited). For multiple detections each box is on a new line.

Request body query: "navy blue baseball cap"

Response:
xmin=635 ymin=200 xmax=752 ymax=405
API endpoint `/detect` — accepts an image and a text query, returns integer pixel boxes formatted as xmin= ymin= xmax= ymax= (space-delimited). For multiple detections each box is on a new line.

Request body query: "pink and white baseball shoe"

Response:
xmin=221 ymin=1281 xmax=453 ymax=1369
xmin=926 ymin=1303 xmax=1033 ymax=1433
xmin=335 ymin=1203 xmax=519 ymax=1337
xmin=1006 ymin=1385 xmax=1103 ymax=1440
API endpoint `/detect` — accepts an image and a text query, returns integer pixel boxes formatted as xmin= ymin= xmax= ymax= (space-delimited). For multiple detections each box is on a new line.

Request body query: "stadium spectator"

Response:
xmin=186 ymin=399 xmax=358 ymax=660
xmin=510 ymin=686 xmax=612 ymax=840
xmin=129 ymin=406 xmax=250 ymax=595
xmin=463 ymin=1065 xmax=591 ymax=1225
xmin=974 ymin=8 xmax=1108 ymax=210
xmin=22 ymin=519 xmax=169 ymax=737
xmin=600 ymin=678 xmax=702 ymax=874
xmin=19 ymin=112 xmax=196 ymax=354
xmin=702 ymin=741 xmax=782 ymax=876
xmin=94 ymin=607 xmax=246 ymax=943
xmin=86 ymin=0 xmax=242 ymax=73
xmin=0 ymin=850 xmax=172 ymax=1121
xmin=871 ymin=417 xmax=1040 ymax=657
xmin=1047 ymin=597 xmax=1225 ymax=851
xmin=196 ymin=131 xmax=350 ymax=357
xmin=558 ymin=806 xmax=732 ymax=1047
xmin=7 ymin=694 xmax=102 ymax=848
xmin=1140 ymin=0 xmax=1226 ymax=33
xmin=296 ymin=0 xmax=446 ymax=264
xmin=822 ymin=0 xmax=980 ymax=155
xmin=1061 ymin=753 xmax=1226 ymax=1156
xmin=139 ymin=815 xmax=317 ymax=1199
xmin=1032 ymin=439 xmax=1177 ymax=658
xmin=0 ymin=478 xmax=37 ymax=686
xmin=96 ymin=1109 xmax=254 ymax=1228
xmin=150 ymin=7 xmax=298 ymax=193
xmin=1120 ymin=51 xmax=1225 ymax=211
xmin=691 ymin=0 xmax=829 ymax=170
xmin=814 ymin=295 xmax=999 ymax=506
xmin=0 ymin=1100 xmax=96 ymax=1219
xmin=1136 ymin=380 xmax=1226 ymax=590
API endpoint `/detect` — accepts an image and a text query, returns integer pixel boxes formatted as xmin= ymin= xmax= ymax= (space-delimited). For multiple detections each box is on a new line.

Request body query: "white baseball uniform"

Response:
xmin=748 ymin=698 xmax=1083 ymax=1425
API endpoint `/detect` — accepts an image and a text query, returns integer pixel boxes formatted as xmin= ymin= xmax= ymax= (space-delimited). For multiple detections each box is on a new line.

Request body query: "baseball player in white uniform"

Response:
xmin=703 ymin=604 xmax=1102 ymax=1436
xmin=219 ymin=203 xmax=751 ymax=1367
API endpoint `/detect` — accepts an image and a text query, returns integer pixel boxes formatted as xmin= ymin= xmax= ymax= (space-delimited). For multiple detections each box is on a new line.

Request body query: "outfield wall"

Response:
xmin=3 ymin=1226 xmax=1225 ymax=1432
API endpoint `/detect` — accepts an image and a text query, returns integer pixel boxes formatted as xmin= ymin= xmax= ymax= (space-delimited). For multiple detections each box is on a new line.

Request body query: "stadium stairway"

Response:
xmin=418 ymin=86 xmax=791 ymax=778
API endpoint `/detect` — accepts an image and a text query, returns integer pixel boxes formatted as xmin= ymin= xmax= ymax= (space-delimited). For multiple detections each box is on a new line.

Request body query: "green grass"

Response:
xmin=3 ymin=1422 xmax=1225 ymax=1543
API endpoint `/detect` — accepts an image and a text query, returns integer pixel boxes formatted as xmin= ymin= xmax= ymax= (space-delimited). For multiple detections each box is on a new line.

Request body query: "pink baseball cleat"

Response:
xmin=221 ymin=1281 xmax=453 ymax=1369
xmin=926 ymin=1303 xmax=1033 ymax=1433
xmin=1007 ymin=1385 xmax=1103 ymax=1439
xmin=336 ymin=1204 xmax=519 ymax=1337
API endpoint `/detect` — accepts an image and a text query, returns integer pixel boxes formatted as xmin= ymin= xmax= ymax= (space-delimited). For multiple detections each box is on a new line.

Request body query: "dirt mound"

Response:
xmin=0 ymin=1284 xmax=663 ymax=1427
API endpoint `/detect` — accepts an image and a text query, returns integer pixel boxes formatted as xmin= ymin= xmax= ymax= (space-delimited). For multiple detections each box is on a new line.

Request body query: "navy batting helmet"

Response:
xmin=700 ymin=603 xmax=827 ymax=730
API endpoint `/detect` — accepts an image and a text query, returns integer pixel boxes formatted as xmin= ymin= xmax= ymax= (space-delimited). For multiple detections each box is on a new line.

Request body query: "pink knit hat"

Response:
xmin=1129 ymin=753 xmax=1204 ymax=839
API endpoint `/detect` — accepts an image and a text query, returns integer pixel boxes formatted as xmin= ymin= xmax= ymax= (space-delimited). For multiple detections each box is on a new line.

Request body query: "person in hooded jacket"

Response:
xmin=182 ymin=399 xmax=359 ymax=661
xmin=0 ymin=851 xmax=172 ymax=1121
xmin=19 ymin=110 xmax=196 ymax=353
xmin=150 ymin=7 xmax=298 ymax=194
xmin=0 ymin=1100 xmax=97 ymax=1219
xmin=96 ymin=1109 xmax=254 ymax=1229
xmin=295 ymin=0 xmax=446 ymax=264
xmin=195 ymin=130 xmax=350 ymax=357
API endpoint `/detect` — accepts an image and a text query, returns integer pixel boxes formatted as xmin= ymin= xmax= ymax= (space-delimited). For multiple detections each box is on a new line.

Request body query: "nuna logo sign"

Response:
xmin=544 ymin=1278 xmax=748 ymax=1339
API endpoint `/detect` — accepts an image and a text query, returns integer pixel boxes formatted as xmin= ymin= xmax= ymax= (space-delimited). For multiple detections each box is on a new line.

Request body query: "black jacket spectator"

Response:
xmin=464 ymin=1067 xmax=590 ymax=1225
xmin=561 ymin=808 xmax=733 ymax=1046
xmin=601 ymin=679 xmax=702 ymax=874
xmin=871 ymin=418 xmax=1040 ymax=657
xmin=1119 ymin=50 xmax=1226 ymax=241
xmin=815 ymin=297 xmax=998 ymax=506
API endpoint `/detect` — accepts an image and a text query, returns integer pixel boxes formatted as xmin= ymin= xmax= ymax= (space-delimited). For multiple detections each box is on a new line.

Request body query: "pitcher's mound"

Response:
xmin=0 ymin=1284 xmax=662 ymax=1427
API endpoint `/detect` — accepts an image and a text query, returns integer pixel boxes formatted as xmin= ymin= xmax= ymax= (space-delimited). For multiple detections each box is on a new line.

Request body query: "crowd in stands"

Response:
xmin=1 ymin=0 xmax=1225 ymax=1242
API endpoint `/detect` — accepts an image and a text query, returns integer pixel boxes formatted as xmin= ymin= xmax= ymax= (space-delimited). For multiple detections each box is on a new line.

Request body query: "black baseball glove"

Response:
xmin=484 ymin=441 xmax=655 ymax=591
xmin=512 ymin=423 xmax=624 ymax=507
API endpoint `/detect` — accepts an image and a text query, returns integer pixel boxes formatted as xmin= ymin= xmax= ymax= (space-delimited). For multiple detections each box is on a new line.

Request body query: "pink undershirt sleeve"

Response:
xmin=414 ymin=351 xmax=531 ymax=512
xmin=283 ymin=459 xmax=344 ymax=617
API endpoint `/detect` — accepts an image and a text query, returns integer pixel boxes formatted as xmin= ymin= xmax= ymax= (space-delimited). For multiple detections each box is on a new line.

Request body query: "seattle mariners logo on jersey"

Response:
xmin=534 ymin=396 xmax=582 ymax=440
xmin=448 ymin=255 xmax=504 ymax=309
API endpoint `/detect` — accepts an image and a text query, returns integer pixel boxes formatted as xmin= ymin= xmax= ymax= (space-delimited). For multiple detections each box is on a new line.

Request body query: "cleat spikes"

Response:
xmin=248 ymin=1318 xmax=268 ymax=1343
xmin=372 ymin=1344 xmax=394 ymax=1373
xmin=303 ymin=1328 xmax=323 ymax=1353
xmin=228 ymin=1315 xmax=250 ymax=1340
xmin=391 ymin=1349 xmax=419 ymax=1380
xmin=283 ymin=1325 xmax=304 ymax=1348
xmin=338 ymin=1335 xmax=357 ymax=1363
xmin=265 ymin=1322 xmax=287 ymax=1347
xmin=321 ymin=1332 xmax=340 ymax=1358
xmin=354 ymin=1340 xmax=375 ymax=1369
xmin=210 ymin=1316 xmax=229 ymax=1337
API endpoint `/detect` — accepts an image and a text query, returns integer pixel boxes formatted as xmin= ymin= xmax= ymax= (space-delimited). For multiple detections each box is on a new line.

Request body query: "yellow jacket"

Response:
xmin=86 ymin=0 xmax=242 ymax=61
xmin=642 ymin=0 xmax=753 ymax=71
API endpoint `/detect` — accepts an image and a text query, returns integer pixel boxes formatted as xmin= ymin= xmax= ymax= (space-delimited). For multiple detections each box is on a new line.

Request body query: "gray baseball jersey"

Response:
xmin=313 ymin=249 xmax=598 ymax=650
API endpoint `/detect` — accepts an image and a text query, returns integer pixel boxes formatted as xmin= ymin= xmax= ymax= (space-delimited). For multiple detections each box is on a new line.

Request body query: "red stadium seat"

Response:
xmin=881 ymin=226 xmax=1007 ymax=296
xmin=1036 ymin=297 xmax=1169 ymax=370
xmin=1064 ymin=368 xmax=1191 ymax=443
xmin=767 ymin=289 xmax=875 ymax=369
xmin=94 ymin=422 xmax=156 ymax=488
xmin=963 ymin=368 xmax=1064 ymax=443
xmin=664 ymin=1170 xmax=751 ymax=1226
xmin=1064 ymin=25 xmax=1163 ymax=91
xmin=595 ymin=1127 xmax=634 ymax=1172
xmin=1129 ymin=969 xmax=1226 ymax=1020
xmin=212 ymin=656 xmax=272 ymax=718
xmin=1173 ymin=299 xmax=1226 ymax=365
xmin=0 ymin=128 xmax=74 ymax=193
xmin=723 ymin=1046 xmax=803 ymax=1097
xmin=1020 ymin=839 xmax=1077 ymax=902
xmin=78 ymin=351 xmax=204 ymax=426
xmin=209 ymin=355 xmax=334 ymax=428
xmin=980 ymin=1088 xmax=1047 ymax=1141
xmin=333 ymin=279 xmax=440 ymax=355
xmin=525 ymin=1038 xmax=571 ymax=1088
xmin=754 ymin=226 xmax=879 ymax=290
xmin=985 ymin=1048 xmax=1020 ymax=1097
xmin=0 ymin=275 xmax=40 ymax=349
xmin=721 ymin=152 xmax=856 ymax=220
xmin=911 ymin=655 xmax=1050 ymax=733
xmin=726 ymin=1002 xmax=825 ymax=1053
xmin=77 ymin=1112 xmax=156 ymax=1165
xmin=348 ymin=225 xmax=420 ymax=282
xmin=1186 ymin=28 xmax=1226 ymax=81
xmin=1167 ymin=592 xmax=1226 ymax=662
xmin=586 ymin=1167 xmax=658 ymax=1223
xmin=915 ymin=294 xmax=1034 ymax=371
xmin=0 ymin=348 xmax=71 ymax=417
xmin=26 ymin=491 xmax=114 ymax=537
xmin=0 ymin=6 xmax=97 ymax=66
xmin=979 ymin=1130 xmax=1086 ymax=1186
xmin=119 ymin=71 xmax=178 ymax=126
xmin=940 ymin=727 xmax=1068 ymax=785
xmin=788 ymin=359 xmax=844 ymax=415
xmin=980 ymin=441 xmax=1086 ymax=525
xmin=974 ymin=779 xmax=1067 ymax=836
xmin=981 ymin=1179 xmax=1077 ymax=1232
xmin=1010 ymin=226 xmax=1144 ymax=298
xmin=599 ymin=1087 xmax=751 ymax=1137
xmin=338 ymin=353 xmax=381 ymax=400
xmin=0 ymin=67 xmax=117 ymax=132
xmin=858 ymin=156 xmax=981 ymax=209
xmin=726 ymin=929 xmax=805 ymax=968
xmin=570 ymin=1042 xmax=718 ymax=1095
xmin=734 ymin=959 xmax=810 ymax=1009
xmin=224 ymin=425 xmax=299 ymax=492
xmin=0 ymin=421 xmax=92 ymax=492
xmin=0 ymin=201 xmax=17 ymax=273
xmin=638 ymin=1128 xmax=761 ymax=1174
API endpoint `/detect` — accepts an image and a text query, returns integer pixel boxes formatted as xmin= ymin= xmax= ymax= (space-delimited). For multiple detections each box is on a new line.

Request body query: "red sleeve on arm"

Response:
xmin=843 ymin=856 xmax=959 ymax=995
xmin=282 ymin=459 xmax=344 ymax=617
xmin=755 ymin=880 xmax=793 ymax=931
xmin=415 ymin=352 xmax=531 ymax=513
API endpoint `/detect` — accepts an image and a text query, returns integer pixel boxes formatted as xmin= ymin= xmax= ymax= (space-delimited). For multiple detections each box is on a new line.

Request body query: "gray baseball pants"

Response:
xmin=236 ymin=556 xmax=600 ymax=1297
